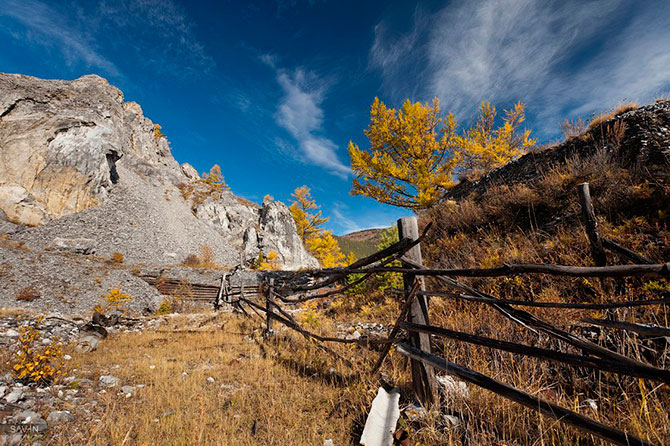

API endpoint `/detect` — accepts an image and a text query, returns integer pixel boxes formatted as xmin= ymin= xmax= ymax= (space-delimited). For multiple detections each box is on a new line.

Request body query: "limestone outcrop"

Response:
xmin=0 ymin=73 xmax=317 ymax=270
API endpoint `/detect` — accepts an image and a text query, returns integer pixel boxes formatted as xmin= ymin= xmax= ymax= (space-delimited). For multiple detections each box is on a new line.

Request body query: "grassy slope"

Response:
xmin=416 ymin=100 xmax=670 ymax=445
xmin=334 ymin=228 xmax=385 ymax=259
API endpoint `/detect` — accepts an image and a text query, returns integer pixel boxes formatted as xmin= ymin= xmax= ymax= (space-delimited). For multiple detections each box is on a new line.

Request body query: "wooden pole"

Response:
xmin=578 ymin=183 xmax=607 ymax=266
xmin=214 ymin=274 xmax=226 ymax=310
xmin=265 ymin=278 xmax=275 ymax=337
xmin=397 ymin=216 xmax=436 ymax=405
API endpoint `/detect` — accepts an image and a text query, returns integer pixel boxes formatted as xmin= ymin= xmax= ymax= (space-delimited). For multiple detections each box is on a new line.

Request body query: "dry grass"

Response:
xmin=43 ymin=313 xmax=382 ymax=445
xmin=180 ymin=245 xmax=222 ymax=270
xmin=589 ymin=102 xmax=639 ymax=128
xmin=15 ymin=286 xmax=41 ymax=302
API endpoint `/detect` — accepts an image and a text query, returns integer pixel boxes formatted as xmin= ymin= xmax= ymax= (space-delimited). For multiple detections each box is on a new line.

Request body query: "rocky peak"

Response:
xmin=0 ymin=72 xmax=317 ymax=270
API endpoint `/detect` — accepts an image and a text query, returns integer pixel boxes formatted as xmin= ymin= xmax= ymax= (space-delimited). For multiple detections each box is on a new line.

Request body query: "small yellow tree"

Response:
xmin=201 ymin=164 xmax=229 ymax=199
xmin=289 ymin=186 xmax=328 ymax=243
xmin=306 ymin=232 xmax=346 ymax=268
xmin=454 ymin=101 xmax=535 ymax=177
xmin=289 ymin=185 xmax=347 ymax=267
xmin=259 ymin=250 xmax=281 ymax=270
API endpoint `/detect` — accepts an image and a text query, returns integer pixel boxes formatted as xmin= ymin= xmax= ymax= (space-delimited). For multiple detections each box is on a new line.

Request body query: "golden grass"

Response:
xmin=589 ymin=102 xmax=639 ymax=128
xmin=43 ymin=313 xmax=380 ymax=445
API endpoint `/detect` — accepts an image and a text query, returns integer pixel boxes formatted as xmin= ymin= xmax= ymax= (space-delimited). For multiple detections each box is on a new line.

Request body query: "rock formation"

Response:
xmin=0 ymin=73 xmax=317 ymax=270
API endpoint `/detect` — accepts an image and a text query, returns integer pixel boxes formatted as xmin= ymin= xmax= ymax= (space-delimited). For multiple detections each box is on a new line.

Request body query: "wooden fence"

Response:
xmin=151 ymin=183 xmax=668 ymax=446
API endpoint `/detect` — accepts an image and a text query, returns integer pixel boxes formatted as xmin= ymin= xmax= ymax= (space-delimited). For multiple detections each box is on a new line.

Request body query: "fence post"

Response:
xmin=397 ymin=216 xmax=436 ymax=405
xmin=578 ymin=182 xmax=607 ymax=266
xmin=265 ymin=278 xmax=275 ymax=337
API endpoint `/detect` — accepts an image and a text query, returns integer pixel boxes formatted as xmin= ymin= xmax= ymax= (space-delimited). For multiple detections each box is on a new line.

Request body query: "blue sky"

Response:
xmin=1 ymin=0 xmax=670 ymax=235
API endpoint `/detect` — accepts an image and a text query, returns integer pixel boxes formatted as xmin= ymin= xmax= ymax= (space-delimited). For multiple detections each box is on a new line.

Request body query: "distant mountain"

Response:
xmin=334 ymin=228 xmax=387 ymax=259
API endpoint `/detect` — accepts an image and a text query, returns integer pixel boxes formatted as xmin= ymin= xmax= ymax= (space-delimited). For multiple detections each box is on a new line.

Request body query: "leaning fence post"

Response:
xmin=578 ymin=182 xmax=607 ymax=267
xmin=397 ymin=216 xmax=436 ymax=405
xmin=265 ymin=278 xmax=275 ymax=337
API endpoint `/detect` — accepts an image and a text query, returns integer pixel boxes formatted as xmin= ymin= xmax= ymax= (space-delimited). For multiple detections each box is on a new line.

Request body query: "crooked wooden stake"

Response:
xmin=265 ymin=278 xmax=275 ymax=337
xmin=579 ymin=182 xmax=607 ymax=266
xmin=398 ymin=216 xmax=436 ymax=405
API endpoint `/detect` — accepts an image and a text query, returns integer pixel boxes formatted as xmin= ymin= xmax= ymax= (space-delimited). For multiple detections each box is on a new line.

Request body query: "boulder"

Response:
xmin=180 ymin=163 xmax=200 ymax=180
xmin=75 ymin=336 xmax=100 ymax=353
xmin=52 ymin=237 xmax=96 ymax=254
xmin=98 ymin=375 xmax=120 ymax=388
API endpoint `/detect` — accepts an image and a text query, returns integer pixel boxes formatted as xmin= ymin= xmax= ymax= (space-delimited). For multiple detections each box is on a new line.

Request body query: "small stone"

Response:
xmin=12 ymin=410 xmax=48 ymax=433
xmin=121 ymin=386 xmax=135 ymax=395
xmin=149 ymin=365 xmax=156 ymax=370
xmin=57 ymin=390 xmax=64 ymax=398
xmin=63 ymin=355 xmax=72 ymax=360
xmin=159 ymin=409 xmax=175 ymax=418
xmin=98 ymin=375 xmax=120 ymax=388
xmin=5 ymin=329 xmax=19 ymax=338
xmin=5 ymin=388 xmax=23 ymax=404
xmin=206 ymin=377 xmax=215 ymax=383
xmin=345 ymin=330 xmax=361 ymax=341
xmin=0 ymin=386 xmax=7 ymax=399
xmin=324 ymin=440 xmax=334 ymax=446
xmin=75 ymin=336 xmax=100 ymax=353
xmin=444 ymin=414 xmax=461 ymax=428
xmin=47 ymin=410 xmax=74 ymax=424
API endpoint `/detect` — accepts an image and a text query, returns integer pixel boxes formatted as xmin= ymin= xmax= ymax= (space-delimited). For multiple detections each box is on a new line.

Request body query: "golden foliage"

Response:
xmin=153 ymin=124 xmax=165 ymax=140
xmin=181 ymin=245 xmax=220 ymax=269
xmin=201 ymin=164 xmax=229 ymax=199
xmin=111 ymin=252 xmax=124 ymax=263
xmin=258 ymin=250 xmax=281 ymax=271
xmin=454 ymin=101 xmax=536 ymax=179
xmin=289 ymin=186 xmax=328 ymax=243
xmin=104 ymin=288 xmax=133 ymax=310
xmin=288 ymin=186 xmax=347 ymax=267
xmin=12 ymin=318 xmax=65 ymax=385
xmin=589 ymin=102 xmax=638 ymax=128
xmin=349 ymin=97 xmax=535 ymax=209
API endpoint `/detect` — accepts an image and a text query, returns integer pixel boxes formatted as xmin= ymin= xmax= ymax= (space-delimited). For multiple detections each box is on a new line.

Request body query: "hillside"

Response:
xmin=413 ymin=99 xmax=670 ymax=444
xmin=334 ymin=228 xmax=386 ymax=259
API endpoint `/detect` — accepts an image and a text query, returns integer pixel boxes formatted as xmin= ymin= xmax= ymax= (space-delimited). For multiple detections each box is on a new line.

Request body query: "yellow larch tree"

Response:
xmin=348 ymin=97 xmax=458 ymax=210
xmin=289 ymin=186 xmax=328 ymax=243
xmin=454 ymin=101 xmax=536 ymax=178
xmin=349 ymin=97 xmax=535 ymax=209
xmin=201 ymin=164 xmax=229 ymax=199
xmin=289 ymin=185 xmax=347 ymax=267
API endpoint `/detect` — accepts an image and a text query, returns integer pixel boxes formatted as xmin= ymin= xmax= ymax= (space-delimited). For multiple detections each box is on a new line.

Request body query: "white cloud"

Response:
xmin=370 ymin=0 xmax=670 ymax=135
xmin=274 ymin=68 xmax=350 ymax=178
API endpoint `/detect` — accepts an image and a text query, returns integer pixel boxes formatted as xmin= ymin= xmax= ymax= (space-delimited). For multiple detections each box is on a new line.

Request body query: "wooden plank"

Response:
xmin=401 ymin=322 xmax=670 ymax=384
xmin=335 ymin=262 xmax=670 ymax=278
xmin=398 ymin=216 xmax=435 ymax=405
xmin=418 ymin=289 xmax=670 ymax=309
xmin=578 ymin=182 xmax=607 ymax=266
xmin=265 ymin=278 xmax=274 ymax=336
xmin=580 ymin=318 xmax=670 ymax=337
xmin=396 ymin=343 xmax=655 ymax=446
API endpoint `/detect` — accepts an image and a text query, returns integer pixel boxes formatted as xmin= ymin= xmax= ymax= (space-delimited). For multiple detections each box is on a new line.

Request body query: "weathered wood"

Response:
xmin=371 ymin=280 xmax=421 ymax=374
xmin=398 ymin=216 xmax=435 ymax=405
xmin=418 ymin=289 xmax=670 ymax=309
xmin=214 ymin=274 xmax=226 ymax=310
xmin=602 ymin=238 xmax=654 ymax=265
xmin=401 ymin=322 xmax=670 ymax=384
xmin=265 ymin=279 xmax=275 ymax=336
xmin=396 ymin=343 xmax=655 ymax=446
xmin=330 ymin=262 xmax=670 ymax=278
xmin=404 ymin=259 xmax=652 ymax=368
xmin=580 ymin=318 xmax=670 ymax=337
xmin=579 ymin=182 xmax=607 ymax=266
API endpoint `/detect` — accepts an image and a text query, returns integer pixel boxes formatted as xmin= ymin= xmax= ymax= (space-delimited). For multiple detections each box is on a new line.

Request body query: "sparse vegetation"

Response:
xmin=12 ymin=317 xmax=65 ymax=385
xmin=15 ymin=286 xmax=41 ymax=301
xmin=103 ymin=287 xmax=133 ymax=311
xmin=589 ymin=102 xmax=638 ymax=128
xmin=111 ymin=251 xmax=124 ymax=263
xmin=181 ymin=245 xmax=220 ymax=269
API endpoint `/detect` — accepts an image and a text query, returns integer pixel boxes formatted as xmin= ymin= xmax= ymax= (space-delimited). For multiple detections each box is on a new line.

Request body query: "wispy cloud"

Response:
xmin=0 ymin=0 xmax=120 ymax=77
xmin=370 ymin=0 xmax=670 ymax=135
xmin=0 ymin=0 xmax=213 ymax=79
xmin=274 ymin=67 xmax=350 ymax=178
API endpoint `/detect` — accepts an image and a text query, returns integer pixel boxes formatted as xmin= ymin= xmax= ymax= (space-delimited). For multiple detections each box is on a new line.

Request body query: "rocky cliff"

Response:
xmin=0 ymin=73 xmax=317 ymax=270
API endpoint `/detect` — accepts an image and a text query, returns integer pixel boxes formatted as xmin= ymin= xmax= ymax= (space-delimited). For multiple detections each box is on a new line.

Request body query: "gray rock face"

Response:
xmin=0 ymin=72 xmax=317 ymax=272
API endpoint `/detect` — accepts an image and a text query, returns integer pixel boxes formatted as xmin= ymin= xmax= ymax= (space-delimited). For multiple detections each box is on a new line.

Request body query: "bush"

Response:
xmin=16 ymin=286 xmax=40 ymax=302
xmin=104 ymin=288 xmax=133 ymax=311
xmin=111 ymin=252 xmax=124 ymax=263
xmin=180 ymin=245 xmax=219 ymax=269
xmin=12 ymin=318 xmax=65 ymax=385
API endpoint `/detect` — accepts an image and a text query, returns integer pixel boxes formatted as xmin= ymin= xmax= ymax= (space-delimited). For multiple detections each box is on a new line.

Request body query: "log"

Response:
xmin=579 ymin=318 xmax=670 ymax=338
xmin=602 ymin=238 xmax=654 ymax=265
xmin=401 ymin=322 xmax=670 ymax=384
xmin=396 ymin=343 xmax=655 ymax=446
xmin=418 ymin=289 xmax=670 ymax=309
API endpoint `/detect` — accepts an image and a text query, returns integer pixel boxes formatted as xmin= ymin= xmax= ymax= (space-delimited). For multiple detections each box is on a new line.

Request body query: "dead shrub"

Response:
xmin=111 ymin=252 xmax=124 ymax=263
xmin=16 ymin=286 xmax=41 ymax=302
